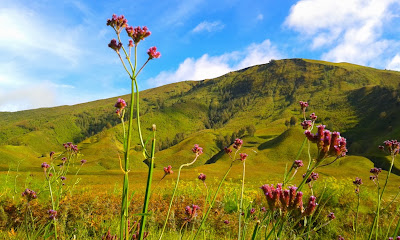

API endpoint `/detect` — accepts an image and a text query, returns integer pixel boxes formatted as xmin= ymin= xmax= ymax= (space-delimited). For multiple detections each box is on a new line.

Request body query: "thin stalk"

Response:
xmin=24 ymin=204 xmax=30 ymax=240
xmin=385 ymin=206 xmax=400 ymax=239
xmin=159 ymin=154 xmax=200 ymax=240
xmin=354 ymin=192 xmax=360 ymax=240
xmin=139 ymin=130 xmax=156 ymax=239
xmin=134 ymin=77 xmax=149 ymax=158
xmin=193 ymin=162 xmax=234 ymax=240
xmin=238 ymin=160 xmax=246 ymax=240
xmin=393 ymin=212 xmax=400 ymax=237
xmin=46 ymin=173 xmax=57 ymax=239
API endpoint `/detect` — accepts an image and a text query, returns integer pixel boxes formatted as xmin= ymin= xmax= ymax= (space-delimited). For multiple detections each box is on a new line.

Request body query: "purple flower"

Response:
xmin=60 ymin=176 xmax=66 ymax=181
xmin=303 ymin=172 xmax=319 ymax=184
xmin=239 ymin=153 xmax=248 ymax=161
xmin=198 ymin=173 xmax=206 ymax=182
xmin=41 ymin=162 xmax=50 ymax=170
xmin=185 ymin=205 xmax=200 ymax=222
xmin=328 ymin=212 xmax=336 ymax=220
xmin=309 ymin=113 xmax=317 ymax=121
xmin=370 ymin=167 xmax=382 ymax=176
xmin=114 ymin=98 xmax=127 ymax=110
xmin=233 ymin=138 xmax=243 ymax=149
xmin=261 ymin=207 xmax=266 ymax=212
xmin=50 ymin=151 xmax=55 ymax=158
xmin=224 ymin=147 xmax=232 ymax=154
xmin=192 ymin=144 xmax=203 ymax=155
xmin=293 ymin=160 xmax=304 ymax=169
xmin=353 ymin=177 xmax=363 ymax=186
xmin=147 ymin=46 xmax=161 ymax=59
xmin=299 ymin=101 xmax=309 ymax=110
xmin=128 ymin=39 xmax=134 ymax=48
xmin=21 ymin=188 xmax=37 ymax=202
xmin=108 ymin=39 xmax=123 ymax=53
xmin=48 ymin=209 xmax=57 ymax=220
xmin=106 ymin=14 xmax=128 ymax=33
xmin=163 ymin=165 xmax=173 ymax=175
xmin=301 ymin=120 xmax=312 ymax=130
xmin=303 ymin=196 xmax=317 ymax=216
xmin=126 ymin=26 xmax=151 ymax=44
xmin=224 ymin=220 xmax=229 ymax=224
xmin=338 ymin=236 xmax=345 ymax=240
xmin=80 ymin=159 xmax=87 ymax=165
xmin=250 ymin=208 xmax=256 ymax=214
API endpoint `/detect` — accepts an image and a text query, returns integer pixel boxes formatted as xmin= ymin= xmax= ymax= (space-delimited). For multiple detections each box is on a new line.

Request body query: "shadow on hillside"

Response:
xmin=258 ymin=130 xmax=290 ymax=150
xmin=367 ymin=156 xmax=400 ymax=175
xmin=258 ymin=135 xmax=277 ymax=140
xmin=205 ymin=150 xmax=225 ymax=165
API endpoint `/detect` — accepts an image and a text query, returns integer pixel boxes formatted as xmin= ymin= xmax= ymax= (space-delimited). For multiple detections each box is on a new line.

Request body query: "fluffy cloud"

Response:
xmin=387 ymin=54 xmax=400 ymax=71
xmin=192 ymin=21 xmax=225 ymax=33
xmin=148 ymin=39 xmax=282 ymax=87
xmin=285 ymin=0 xmax=400 ymax=67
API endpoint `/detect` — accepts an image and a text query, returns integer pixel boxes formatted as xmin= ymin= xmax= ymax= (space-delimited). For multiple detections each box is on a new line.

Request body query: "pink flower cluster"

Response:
xmin=198 ymin=173 xmax=206 ymax=182
xmin=163 ymin=165 xmax=173 ymax=175
xmin=106 ymin=14 xmax=128 ymax=33
xmin=233 ymin=138 xmax=243 ymax=149
xmin=185 ymin=205 xmax=200 ymax=222
xmin=147 ymin=46 xmax=161 ymax=59
xmin=192 ymin=144 xmax=203 ymax=155
xmin=41 ymin=162 xmax=50 ymax=170
xmin=108 ymin=39 xmax=123 ymax=53
xmin=239 ymin=153 xmax=248 ymax=161
xmin=260 ymin=184 xmax=317 ymax=216
xmin=22 ymin=188 xmax=37 ymax=202
xmin=379 ymin=139 xmax=400 ymax=155
xmin=304 ymin=125 xmax=347 ymax=161
xmin=299 ymin=101 xmax=309 ymax=110
xmin=301 ymin=120 xmax=312 ymax=130
xmin=303 ymin=172 xmax=319 ymax=184
xmin=48 ymin=209 xmax=57 ymax=220
xmin=292 ymin=160 xmax=304 ymax=169
xmin=63 ymin=142 xmax=78 ymax=153
xmin=126 ymin=26 xmax=151 ymax=44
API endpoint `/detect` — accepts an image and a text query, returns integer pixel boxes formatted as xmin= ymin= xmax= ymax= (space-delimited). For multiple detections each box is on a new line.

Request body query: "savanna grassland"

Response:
xmin=1 ymin=58 xmax=400 ymax=239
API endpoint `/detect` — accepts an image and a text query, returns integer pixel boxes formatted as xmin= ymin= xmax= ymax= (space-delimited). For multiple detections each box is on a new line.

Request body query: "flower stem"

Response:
xmin=354 ymin=192 xmax=360 ymax=240
xmin=238 ymin=160 xmax=246 ymax=240
xmin=139 ymin=130 xmax=156 ymax=239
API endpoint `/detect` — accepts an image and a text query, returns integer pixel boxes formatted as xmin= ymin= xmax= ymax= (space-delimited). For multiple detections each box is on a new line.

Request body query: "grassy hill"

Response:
xmin=1 ymin=58 xmax=400 ymax=183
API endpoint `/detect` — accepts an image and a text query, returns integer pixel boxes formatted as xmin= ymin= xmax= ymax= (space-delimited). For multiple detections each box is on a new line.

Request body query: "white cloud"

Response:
xmin=285 ymin=0 xmax=400 ymax=66
xmin=387 ymin=54 xmax=400 ymax=71
xmin=148 ymin=39 xmax=282 ymax=87
xmin=192 ymin=21 xmax=225 ymax=33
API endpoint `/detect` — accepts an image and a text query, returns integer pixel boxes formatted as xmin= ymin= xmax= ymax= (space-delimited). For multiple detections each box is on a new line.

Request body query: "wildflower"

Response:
xmin=147 ymin=46 xmax=161 ymax=59
xmin=49 ymin=173 xmax=53 ymax=177
xmin=108 ymin=39 xmax=123 ymax=53
xmin=106 ymin=14 xmax=127 ymax=33
xmin=128 ymin=39 xmax=134 ymax=48
xmin=303 ymin=196 xmax=317 ymax=216
xmin=61 ymin=157 xmax=67 ymax=162
xmin=185 ymin=205 xmax=200 ymax=222
xmin=224 ymin=147 xmax=232 ymax=154
xmin=102 ymin=229 xmax=117 ymax=240
xmin=370 ymin=167 xmax=382 ymax=176
xmin=41 ymin=162 xmax=50 ymax=170
xmin=126 ymin=26 xmax=151 ymax=44
xmin=304 ymin=172 xmax=319 ymax=184
xmin=224 ymin=220 xmax=229 ymax=224
xmin=163 ymin=165 xmax=173 ymax=175
xmin=299 ymin=101 xmax=309 ymax=110
xmin=380 ymin=140 xmax=400 ymax=155
xmin=50 ymin=151 xmax=55 ymax=159
xmin=80 ymin=159 xmax=87 ymax=165
xmin=338 ymin=236 xmax=345 ymax=240
xmin=261 ymin=184 xmax=304 ymax=213
xmin=353 ymin=177 xmax=363 ymax=193
xmin=239 ymin=153 xmax=248 ymax=161
xmin=301 ymin=120 xmax=312 ymax=130
xmin=328 ymin=212 xmax=336 ymax=220
xmin=47 ymin=209 xmax=57 ymax=220
xmin=114 ymin=98 xmax=127 ymax=110
xmin=21 ymin=188 xmax=37 ymax=202
xmin=60 ymin=176 xmax=66 ymax=181
xmin=261 ymin=207 xmax=266 ymax=212
xmin=310 ymin=113 xmax=317 ymax=121
xmin=292 ymin=160 xmax=304 ymax=169
xmin=198 ymin=173 xmax=206 ymax=182
xmin=233 ymin=138 xmax=243 ymax=149
xmin=192 ymin=144 xmax=203 ymax=155
xmin=250 ymin=208 xmax=256 ymax=214
xmin=304 ymin=127 xmax=347 ymax=161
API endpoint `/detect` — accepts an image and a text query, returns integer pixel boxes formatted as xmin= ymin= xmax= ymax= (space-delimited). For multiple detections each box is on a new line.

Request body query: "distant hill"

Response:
xmin=1 ymin=58 xmax=400 ymax=177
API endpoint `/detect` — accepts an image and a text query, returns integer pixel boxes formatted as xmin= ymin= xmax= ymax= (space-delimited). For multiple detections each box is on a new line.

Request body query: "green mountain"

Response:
xmin=1 ymin=58 xmax=400 ymax=181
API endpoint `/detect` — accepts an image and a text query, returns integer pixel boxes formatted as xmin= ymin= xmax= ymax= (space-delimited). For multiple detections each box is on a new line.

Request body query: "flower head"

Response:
xmin=198 ymin=173 xmax=206 ymax=182
xmin=22 ymin=188 xmax=37 ymax=202
xmin=293 ymin=160 xmax=304 ymax=169
xmin=48 ymin=209 xmax=57 ymax=220
xmin=192 ymin=144 xmax=203 ymax=155
xmin=224 ymin=220 xmax=229 ymax=224
xmin=310 ymin=113 xmax=317 ymax=121
xmin=128 ymin=39 xmax=134 ymax=48
xmin=239 ymin=153 xmax=248 ymax=161
xmin=163 ymin=165 xmax=173 ymax=175
xmin=147 ymin=46 xmax=161 ymax=59
xmin=185 ymin=205 xmax=200 ymax=222
xmin=41 ymin=162 xmax=50 ymax=170
xmin=108 ymin=39 xmax=123 ymax=53
xmin=126 ymin=26 xmax=151 ymax=44
xmin=106 ymin=14 xmax=128 ymax=33
xmin=299 ymin=101 xmax=309 ymax=110
xmin=50 ymin=151 xmax=55 ymax=159
xmin=301 ymin=120 xmax=312 ymax=130
xmin=370 ymin=167 xmax=382 ymax=176
xmin=80 ymin=159 xmax=87 ymax=165
xmin=115 ymin=98 xmax=127 ymax=110
xmin=60 ymin=176 xmax=66 ymax=181
xmin=224 ymin=147 xmax=232 ymax=154
xmin=233 ymin=138 xmax=243 ymax=149
xmin=303 ymin=196 xmax=317 ymax=216
xmin=328 ymin=212 xmax=336 ymax=220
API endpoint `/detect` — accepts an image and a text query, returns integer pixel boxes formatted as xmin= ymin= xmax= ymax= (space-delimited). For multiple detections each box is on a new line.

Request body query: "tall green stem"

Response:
xmin=354 ymin=192 xmax=360 ymax=240
xmin=159 ymin=155 xmax=200 ymax=240
xmin=238 ymin=160 xmax=246 ymax=240
xmin=193 ymin=162 xmax=234 ymax=240
xmin=139 ymin=130 xmax=156 ymax=239
xmin=47 ymin=175 xmax=57 ymax=239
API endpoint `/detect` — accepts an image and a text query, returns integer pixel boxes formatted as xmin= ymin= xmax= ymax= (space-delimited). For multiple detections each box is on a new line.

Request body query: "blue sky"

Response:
xmin=1 ymin=0 xmax=400 ymax=111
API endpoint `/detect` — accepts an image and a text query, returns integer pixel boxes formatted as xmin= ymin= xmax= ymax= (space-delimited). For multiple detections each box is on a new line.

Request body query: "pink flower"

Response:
xmin=106 ymin=14 xmax=128 ymax=33
xmin=108 ymin=39 xmax=123 ymax=53
xmin=126 ymin=26 xmax=151 ymax=44
xmin=309 ymin=113 xmax=317 ymax=121
xmin=163 ymin=165 xmax=173 ymax=175
xmin=239 ymin=153 xmax=248 ymax=161
xmin=233 ymin=138 xmax=243 ymax=149
xmin=41 ymin=162 xmax=50 ymax=170
xmin=299 ymin=101 xmax=309 ymax=110
xmin=328 ymin=212 xmax=336 ymax=220
xmin=293 ymin=160 xmax=304 ymax=169
xmin=192 ymin=144 xmax=203 ymax=155
xmin=114 ymin=98 xmax=127 ymax=110
xmin=128 ymin=39 xmax=134 ymax=48
xmin=147 ymin=46 xmax=161 ymax=59
xmin=198 ymin=173 xmax=206 ymax=181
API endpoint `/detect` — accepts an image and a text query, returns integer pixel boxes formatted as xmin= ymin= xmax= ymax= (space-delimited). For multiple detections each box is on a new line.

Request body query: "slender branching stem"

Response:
xmin=238 ymin=160 xmax=246 ymax=240
xmin=354 ymin=192 xmax=360 ymax=240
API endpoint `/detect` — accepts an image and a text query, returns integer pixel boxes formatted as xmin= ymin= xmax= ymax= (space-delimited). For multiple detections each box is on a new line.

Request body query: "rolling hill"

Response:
xmin=1 ymin=58 xmax=400 ymax=182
